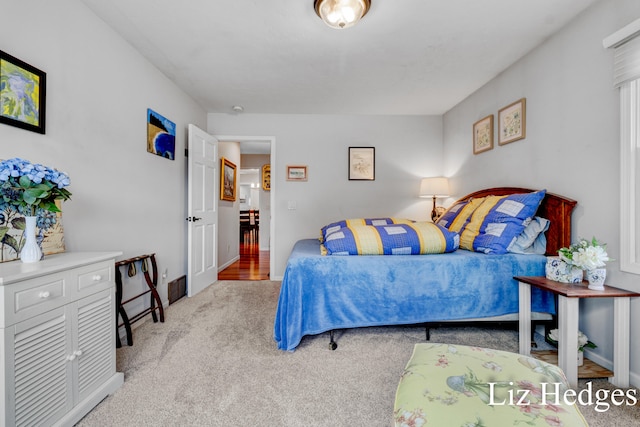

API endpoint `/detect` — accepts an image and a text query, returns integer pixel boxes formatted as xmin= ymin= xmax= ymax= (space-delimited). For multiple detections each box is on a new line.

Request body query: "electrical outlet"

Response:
xmin=162 ymin=268 xmax=168 ymax=280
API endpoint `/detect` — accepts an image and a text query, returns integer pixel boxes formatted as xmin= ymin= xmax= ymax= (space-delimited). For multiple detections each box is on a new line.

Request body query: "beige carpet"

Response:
xmin=76 ymin=280 xmax=639 ymax=426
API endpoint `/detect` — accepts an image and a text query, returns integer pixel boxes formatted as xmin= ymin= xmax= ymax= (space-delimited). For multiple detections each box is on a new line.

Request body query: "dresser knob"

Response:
xmin=39 ymin=291 xmax=50 ymax=299
xmin=92 ymin=275 xmax=102 ymax=281
xmin=66 ymin=350 xmax=83 ymax=361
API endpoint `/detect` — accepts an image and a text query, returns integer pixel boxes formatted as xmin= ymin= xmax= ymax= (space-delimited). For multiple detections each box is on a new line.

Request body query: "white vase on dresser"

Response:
xmin=0 ymin=251 xmax=123 ymax=427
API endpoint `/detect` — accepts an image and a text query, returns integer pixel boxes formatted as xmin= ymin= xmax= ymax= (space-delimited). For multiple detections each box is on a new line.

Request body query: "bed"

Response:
xmin=274 ymin=187 xmax=577 ymax=352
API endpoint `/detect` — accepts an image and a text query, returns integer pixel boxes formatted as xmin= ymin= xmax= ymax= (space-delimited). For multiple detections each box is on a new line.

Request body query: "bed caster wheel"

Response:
xmin=329 ymin=342 xmax=337 ymax=350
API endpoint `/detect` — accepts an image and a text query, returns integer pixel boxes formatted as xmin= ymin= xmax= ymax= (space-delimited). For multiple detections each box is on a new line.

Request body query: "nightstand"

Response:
xmin=515 ymin=276 xmax=640 ymax=388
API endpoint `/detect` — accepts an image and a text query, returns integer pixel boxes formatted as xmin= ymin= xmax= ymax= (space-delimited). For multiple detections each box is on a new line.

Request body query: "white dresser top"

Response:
xmin=0 ymin=252 xmax=122 ymax=286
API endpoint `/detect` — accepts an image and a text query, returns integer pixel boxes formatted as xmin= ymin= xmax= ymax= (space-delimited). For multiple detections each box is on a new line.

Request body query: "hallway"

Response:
xmin=219 ymin=242 xmax=270 ymax=280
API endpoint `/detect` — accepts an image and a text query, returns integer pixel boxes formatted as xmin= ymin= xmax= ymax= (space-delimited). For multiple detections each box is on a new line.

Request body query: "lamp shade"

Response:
xmin=419 ymin=177 xmax=450 ymax=198
xmin=314 ymin=0 xmax=371 ymax=29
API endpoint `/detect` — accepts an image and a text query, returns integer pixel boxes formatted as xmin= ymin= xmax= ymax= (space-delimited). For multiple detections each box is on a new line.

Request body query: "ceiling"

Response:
xmin=81 ymin=0 xmax=598 ymax=116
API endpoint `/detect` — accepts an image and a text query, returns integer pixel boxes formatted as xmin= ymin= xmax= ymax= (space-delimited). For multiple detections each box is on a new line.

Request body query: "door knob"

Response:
xmin=186 ymin=216 xmax=202 ymax=222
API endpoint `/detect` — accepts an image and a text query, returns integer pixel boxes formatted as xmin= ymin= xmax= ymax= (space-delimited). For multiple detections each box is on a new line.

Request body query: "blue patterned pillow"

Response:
xmin=459 ymin=190 xmax=546 ymax=254
xmin=436 ymin=197 xmax=485 ymax=233
xmin=320 ymin=217 xmax=413 ymax=242
xmin=323 ymin=222 xmax=459 ymax=255
xmin=436 ymin=201 xmax=468 ymax=228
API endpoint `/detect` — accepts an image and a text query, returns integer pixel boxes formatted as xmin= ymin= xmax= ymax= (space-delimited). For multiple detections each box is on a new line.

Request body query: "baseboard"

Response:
xmin=630 ymin=370 xmax=640 ymax=388
xmin=583 ymin=349 xmax=639 ymax=388
xmin=117 ymin=302 xmax=168 ymax=345
xmin=218 ymin=255 xmax=240 ymax=272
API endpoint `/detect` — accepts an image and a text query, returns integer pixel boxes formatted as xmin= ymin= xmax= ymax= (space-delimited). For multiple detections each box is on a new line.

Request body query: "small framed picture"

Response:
xmin=262 ymin=164 xmax=271 ymax=190
xmin=0 ymin=50 xmax=46 ymax=134
xmin=349 ymin=147 xmax=375 ymax=181
xmin=147 ymin=109 xmax=176 ymax=160
xmin=473 ymin=115 xmax=494 ymax=154
xmin=498 ymin=98 xmax=526 ymax=145
xmin=220 ymin=157 xmax=237 ymax=201
xmin=286 ymin=165 xmax=308 ymax=181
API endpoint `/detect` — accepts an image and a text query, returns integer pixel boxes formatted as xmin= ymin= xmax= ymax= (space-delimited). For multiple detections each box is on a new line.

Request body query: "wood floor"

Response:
xmin=219 ymin=242 xmax=270 ymax=280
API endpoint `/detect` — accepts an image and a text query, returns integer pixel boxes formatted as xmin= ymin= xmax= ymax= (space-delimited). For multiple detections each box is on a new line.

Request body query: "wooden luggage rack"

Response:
xmin=115 ymin=253 xmax=165 ymax=347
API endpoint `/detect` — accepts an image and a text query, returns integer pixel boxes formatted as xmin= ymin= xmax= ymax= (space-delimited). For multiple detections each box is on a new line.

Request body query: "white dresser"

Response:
xmin=0 ymin=252 xmax=123 ymax=427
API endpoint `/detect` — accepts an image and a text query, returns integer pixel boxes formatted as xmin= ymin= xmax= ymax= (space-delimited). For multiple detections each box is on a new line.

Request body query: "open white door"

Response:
xmin=187 ymin=124 xmax=218 ymax=297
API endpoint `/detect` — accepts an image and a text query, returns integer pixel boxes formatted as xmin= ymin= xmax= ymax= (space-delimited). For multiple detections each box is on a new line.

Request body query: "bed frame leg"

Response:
xmin=329 ymin=330 xmax=338 ymax=350
xmin=425 ymin=327 xmax=431 ymax=341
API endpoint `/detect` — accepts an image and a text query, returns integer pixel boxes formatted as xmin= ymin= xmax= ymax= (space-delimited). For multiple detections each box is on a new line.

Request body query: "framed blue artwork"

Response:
xmin=147 ymin=108 xmax=176 ymax=160
xmin=0 ymin=50 xmax=46 ymax=134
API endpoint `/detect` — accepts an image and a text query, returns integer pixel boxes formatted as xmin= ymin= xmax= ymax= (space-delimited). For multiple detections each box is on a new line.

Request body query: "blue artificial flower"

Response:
xmin=0 ymin=158 xmax=72 ymax=216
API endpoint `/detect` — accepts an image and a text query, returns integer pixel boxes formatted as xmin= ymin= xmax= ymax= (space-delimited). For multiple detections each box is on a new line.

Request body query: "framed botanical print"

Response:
xmin=220 ymin=157 xmax=237 ymax=201
xmin=473 ymin=115 xmax=494 ymax=154
xmin=286 ymin=165 xmax=308 ymax=181
xmin=0 ymin=50 xmax=46 ymax=134
xmin=498 ymin=98 xmax=526 ymax=145
xmin=348 ymin=147 xmax=375 ymax=180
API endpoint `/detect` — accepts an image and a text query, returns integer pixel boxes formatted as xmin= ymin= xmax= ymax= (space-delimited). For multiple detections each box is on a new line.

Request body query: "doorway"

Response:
xmin=215 ymin=135 xmax=275 ymax=281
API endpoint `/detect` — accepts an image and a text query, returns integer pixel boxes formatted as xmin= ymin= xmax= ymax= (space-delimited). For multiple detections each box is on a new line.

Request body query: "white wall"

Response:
xmin=208 ymin=114 xmax=443 ymax=278
xmin=217 ymin=142 xmax=242 ymax=270
xmin=443 ymin=0 xmax=640 ymax=386
xmin=0 ymin=0 xmax=207 ymax=309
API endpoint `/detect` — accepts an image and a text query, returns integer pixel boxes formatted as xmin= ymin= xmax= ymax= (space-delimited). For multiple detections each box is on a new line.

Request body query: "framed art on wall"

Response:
xmin=0 ymin=50 xmax=46 ymax=134
xmin=147 ymin=108 xmax=176 ymax=160
xmin=262 ymin=164 xmax=271 ymax=190
xmin=220 ymin=157 xmax=237 ymax=201
xmin=349 ymin=147 xmax=375 ymax=180
xmin=286 ymin=165 xmax=308 ymax=181
xmin=473 ymin=114 xmax=494 ymax=154
xmin=498 ymin=98 xmax=526 ymax=145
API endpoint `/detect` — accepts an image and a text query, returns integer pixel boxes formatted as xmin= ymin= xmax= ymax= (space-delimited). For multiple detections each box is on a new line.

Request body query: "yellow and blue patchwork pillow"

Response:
xmin=435 ymin=201 xmax=468 ymax=228
xmin=436 ymin=197 xmax=485 ymax=233
xmin=322 ymin=222 xmax=459 ymax=255
xmin=320 ymin=217 xmax=414 ymax=242
xmin=459 ymin=190 xmax=546 ymax=254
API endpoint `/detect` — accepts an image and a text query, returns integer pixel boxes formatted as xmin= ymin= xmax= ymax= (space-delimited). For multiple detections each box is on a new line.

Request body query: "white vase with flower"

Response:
xmin=0 ymin=158 xmax=72 ymax=263
xmin=557 ymin=237 xmax=612 ymax=290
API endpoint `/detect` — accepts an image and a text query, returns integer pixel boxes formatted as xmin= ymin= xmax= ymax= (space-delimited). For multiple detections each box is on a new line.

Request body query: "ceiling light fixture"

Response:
xmin=314 ymin=0 xmax=371 ymax=30
xmin=232 ymin=105 xmax=244 ymax=113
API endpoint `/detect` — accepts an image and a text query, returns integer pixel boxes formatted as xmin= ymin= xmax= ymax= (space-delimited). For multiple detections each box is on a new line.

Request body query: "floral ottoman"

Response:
xmin=394 ymin=343 xmax=588 ymax=427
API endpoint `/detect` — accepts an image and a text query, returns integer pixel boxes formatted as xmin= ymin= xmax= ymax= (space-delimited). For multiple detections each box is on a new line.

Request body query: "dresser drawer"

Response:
xmin=15 ymin=279 xmax=65 ymax=312
xmin=4 ymin=272 xmax=69 ymax=326
xmin=74 ymin=261 xmax=114 ymax=297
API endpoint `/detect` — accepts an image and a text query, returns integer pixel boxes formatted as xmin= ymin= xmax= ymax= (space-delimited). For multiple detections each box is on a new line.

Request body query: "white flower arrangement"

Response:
xmin=547 ymin=328 xmax=597 ymax=352
xmin=558 ymin=237 xmax=611 ymax=270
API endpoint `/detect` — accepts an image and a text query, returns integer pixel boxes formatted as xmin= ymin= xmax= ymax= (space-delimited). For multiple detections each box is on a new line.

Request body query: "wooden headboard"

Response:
xmin=457 ymin=187 xmax=577 ymax=256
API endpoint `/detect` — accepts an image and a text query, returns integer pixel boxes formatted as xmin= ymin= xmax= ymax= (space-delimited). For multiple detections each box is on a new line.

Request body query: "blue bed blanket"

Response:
xmin=274 ymin=239 xmax=555 ymax=351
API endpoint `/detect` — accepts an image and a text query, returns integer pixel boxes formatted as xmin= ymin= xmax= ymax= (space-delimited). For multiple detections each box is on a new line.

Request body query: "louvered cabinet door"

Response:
xmin=71 ymin=289 xmax=116 ymax=404
xmin=11 ymin=306 xmax=74 ymax=427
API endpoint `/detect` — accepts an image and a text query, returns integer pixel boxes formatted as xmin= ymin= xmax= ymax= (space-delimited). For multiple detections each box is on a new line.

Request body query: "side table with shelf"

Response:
xmin=515 ymin=276 xmax=640 ymax=388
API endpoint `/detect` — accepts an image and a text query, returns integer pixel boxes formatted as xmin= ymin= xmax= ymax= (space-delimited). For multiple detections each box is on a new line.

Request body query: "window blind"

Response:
xmin=614 ymin=35 xmax=640 ymax=87
xmin=605 ymin=18 xmax=640 ymax=87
